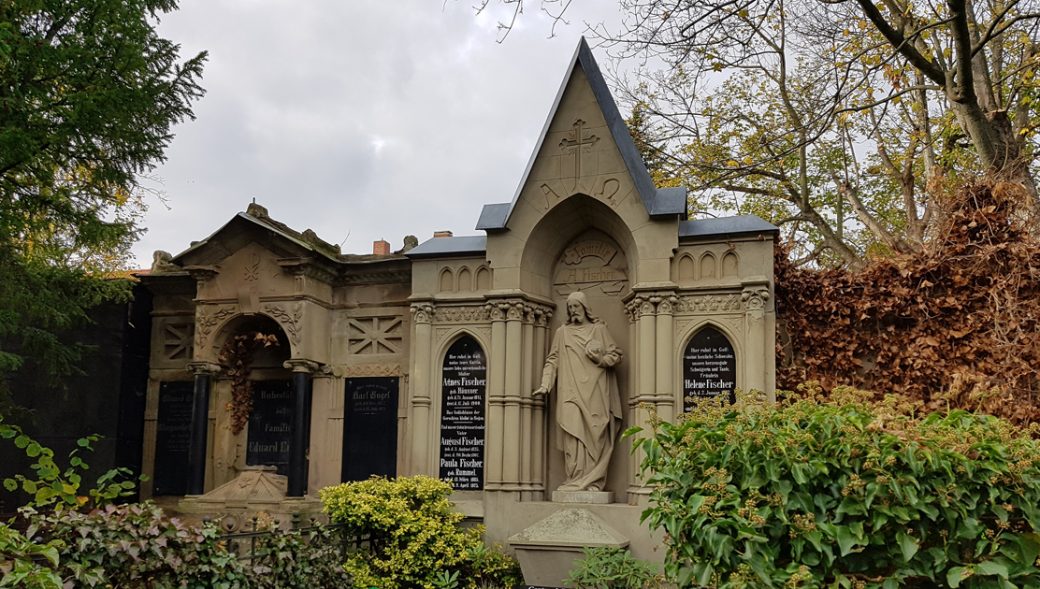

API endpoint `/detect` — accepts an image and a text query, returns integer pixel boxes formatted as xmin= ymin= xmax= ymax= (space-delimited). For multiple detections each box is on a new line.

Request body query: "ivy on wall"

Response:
xmin=776 ymin=179 xmax=1040 ymax=423
xmin=218 ymin=332 xmax=280 ymax=434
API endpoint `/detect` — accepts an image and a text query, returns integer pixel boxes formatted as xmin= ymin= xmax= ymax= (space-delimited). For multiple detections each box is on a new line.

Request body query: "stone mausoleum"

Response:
xmin=139 ymin=39 xmax=777 ymax=583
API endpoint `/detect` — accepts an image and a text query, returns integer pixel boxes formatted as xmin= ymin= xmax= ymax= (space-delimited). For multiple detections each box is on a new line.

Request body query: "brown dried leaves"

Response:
xmin=776 ymin=179 xmax=1040 ymax=424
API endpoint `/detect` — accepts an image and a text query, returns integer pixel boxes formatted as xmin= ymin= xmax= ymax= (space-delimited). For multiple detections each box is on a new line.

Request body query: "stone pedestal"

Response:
xmin=551 ymin=490 xmax=614 ymax=504
xmin=508 ymin=508 xmax=629 ymax=587
xmin=176 ymin=466 xmax=322 ymax=531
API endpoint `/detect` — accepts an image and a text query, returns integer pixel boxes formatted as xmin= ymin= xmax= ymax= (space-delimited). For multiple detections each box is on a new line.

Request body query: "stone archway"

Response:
xmin=209 ymin=314 xmax=292 ymax=489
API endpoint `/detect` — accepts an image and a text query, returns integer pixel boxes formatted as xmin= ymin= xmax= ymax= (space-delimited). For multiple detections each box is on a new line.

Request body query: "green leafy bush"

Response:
xmin=567 ymin=546 xmax=665 ymax=588
xmin=0 ymin=523 xmax=63 ymax=589
xmin=320 ymin=475 xmax=520 ymax=589
xmin=1 ymin=418 xmax=137 ymax=509
xmin=631 ymin=388 xmax=1040 ymax=588
xmin=246 ymin=520 xmax=354 ymax=589
xmin=27 ymin=502 xmax=248 ymax=588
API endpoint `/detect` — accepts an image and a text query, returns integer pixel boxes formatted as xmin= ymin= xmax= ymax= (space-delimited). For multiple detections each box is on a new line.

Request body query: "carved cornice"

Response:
xmin=433 ymin=305 xmax=489 ymax=323
xmin=184 ymin=265 xmax=220 ymax=284
xmin=338 ymin=363 xmax=402 ymax=377
xmin=677 ymin=293 xmax=743 ymax=314
xmin=187 ymin=361 xmax=222 ymax=376
xmin=276 ymin=256 xmax=337 ymax=284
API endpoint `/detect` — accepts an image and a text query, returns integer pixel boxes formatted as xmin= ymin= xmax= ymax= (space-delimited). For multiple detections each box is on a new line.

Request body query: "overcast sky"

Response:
xmin=133 ymin=1 xmax=623 ymax=266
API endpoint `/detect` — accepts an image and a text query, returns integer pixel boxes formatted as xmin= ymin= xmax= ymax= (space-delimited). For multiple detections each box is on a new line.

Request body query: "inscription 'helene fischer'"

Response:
xmin=683 ymin=326 xmax=737 ymax=412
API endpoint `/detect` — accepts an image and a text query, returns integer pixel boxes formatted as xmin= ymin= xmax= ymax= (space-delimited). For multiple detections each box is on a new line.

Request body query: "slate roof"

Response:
xmin=477 ymin=37 xmax=686 ymax=232
xmin=678 ymin=215 xmax=779 ymax=239
xmin=406 ymin=235 xmax=488 ymax=258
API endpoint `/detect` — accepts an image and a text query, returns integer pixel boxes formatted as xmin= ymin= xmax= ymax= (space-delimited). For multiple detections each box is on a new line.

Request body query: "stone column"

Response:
xmin=285 ymin=358 xmax=319 ymax=497
xmin=502 ymin=301 xmax=524 ymax=490
xmin=409 ymin=303 xmax=434 ymax=476
xmin=654 ymin=295 xmax=678 ymax=424
xmin=742 ymin=286 xmax=770 ymax=398
xmin=625 ymin=296 xmax=658 ymax=499
xmin=530 ymin=308 xmax=551 ymax=499
xmin=186 ymin=361 xmax=220 ymax=496
xmin=519 ymin=305 xmax=535 ymax=495
xmin=485 ymin=302 xmax=507 ymax=490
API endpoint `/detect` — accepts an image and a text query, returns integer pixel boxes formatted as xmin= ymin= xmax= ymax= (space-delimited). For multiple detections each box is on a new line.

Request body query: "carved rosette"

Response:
xmin=741 ymin=287 xmax=770 ymax=320
xmin=411 ymin=303 xmax=435 ymax=324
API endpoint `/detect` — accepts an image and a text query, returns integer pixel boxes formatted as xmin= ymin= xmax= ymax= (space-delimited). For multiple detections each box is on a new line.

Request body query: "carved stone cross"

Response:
xmin=559 ymin=119 xmax=599 ymax=179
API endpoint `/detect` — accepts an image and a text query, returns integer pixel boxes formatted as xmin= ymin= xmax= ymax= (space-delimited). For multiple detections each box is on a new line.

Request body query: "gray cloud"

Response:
xmin=135 ymin=0 xmax=621 ymax=263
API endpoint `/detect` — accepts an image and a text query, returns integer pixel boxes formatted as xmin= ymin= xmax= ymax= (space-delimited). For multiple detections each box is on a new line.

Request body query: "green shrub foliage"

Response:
xmin=631 ymin=388 xmax=1040 ymax=588
xmin=320 ymin=475 xmax=521 ymax=589
xmin=567 ymin=546 xmax=666 ymax=589
xmin=246 ymin=520 xmax=353 ymax=589
xmin=27 ymin=502 xmax=249 ymax=588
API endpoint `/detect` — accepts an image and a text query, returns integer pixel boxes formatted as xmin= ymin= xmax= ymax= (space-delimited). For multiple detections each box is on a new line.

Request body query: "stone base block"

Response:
xmin=508 ymin=508 xmax=629 ymax=587
xmin=552 ymin=490 xmax=614 ymax=504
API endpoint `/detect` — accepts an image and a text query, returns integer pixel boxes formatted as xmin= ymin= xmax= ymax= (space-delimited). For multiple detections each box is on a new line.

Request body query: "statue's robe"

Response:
xmin=540 ymin=320 xmax=622 ymax=491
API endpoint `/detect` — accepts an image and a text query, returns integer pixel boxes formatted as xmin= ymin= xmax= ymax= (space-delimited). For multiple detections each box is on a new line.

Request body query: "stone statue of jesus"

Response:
xmin=533 ymin=291 xmax=623 ymax=492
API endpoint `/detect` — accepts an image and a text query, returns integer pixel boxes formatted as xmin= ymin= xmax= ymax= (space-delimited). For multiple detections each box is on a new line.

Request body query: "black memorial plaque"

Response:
xmin=246 ymin=380 xmax=292 ymax=475
xmin=342 ymin=377 xmax=398 ymax=482
xmin=682 ymin=326 xmax=737 ymax=412
xmin=154 ymin=381 xmax=194 ymax=495
xmin=438 ymin=336 xmax=487 ymax=490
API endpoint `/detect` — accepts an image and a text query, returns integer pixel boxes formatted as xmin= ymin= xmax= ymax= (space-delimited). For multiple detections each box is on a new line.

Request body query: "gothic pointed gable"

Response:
xmin=476 ymin=37 xmax=686 ymax=233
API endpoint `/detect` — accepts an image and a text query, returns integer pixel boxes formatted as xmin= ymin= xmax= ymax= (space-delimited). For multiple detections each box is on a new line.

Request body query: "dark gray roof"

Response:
xmin=475 ymin=203 xmax=511 ymax=231
xmin=652 ymin=187 xmax=688 ymax=216
xmin=479 ymin=38 xmax=686 ymax=232
xmin=679 ymin=215 xmax=779 ymax=239
xmin=406 ymin=236 xmax=488 ymax=259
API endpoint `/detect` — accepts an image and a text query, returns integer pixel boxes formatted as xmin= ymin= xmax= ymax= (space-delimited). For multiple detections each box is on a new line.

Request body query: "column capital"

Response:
xmin=283 ymin=358 xmax=323 ymax=374
xmin=187 ymin=361 xmax=222 ymax=376
xmin=411 ymin=303 xmax=435 ymax=324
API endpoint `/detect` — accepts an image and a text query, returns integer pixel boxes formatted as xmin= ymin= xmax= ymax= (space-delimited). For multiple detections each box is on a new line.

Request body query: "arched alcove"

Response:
xmin=439 ymin=268 xmax=455 ymax=292
xmin=678 ymin=254 xmax=696 ymax=282
xmin=457 ymin=267 xmax=473 ymax=292
xmin=722 ymin=252 xmax=739 ymax=277
xmin=699 ymin=252 xmax=718 ymax=280
xmin=475 ymin=266 xmax=491 ymax=291
xmin=518 ymin=194 xmax=639 ymax=299
xmin=543 ymin=228 xmax=631 ymax=497
xmin=211 ymin=314 xmax=293 ymax=479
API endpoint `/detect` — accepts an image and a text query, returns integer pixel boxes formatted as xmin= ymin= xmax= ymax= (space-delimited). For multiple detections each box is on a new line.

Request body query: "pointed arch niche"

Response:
xmin=438 ymin=334 xmax=488 ymax=490
xmin=681 ymin=324 xmax=737 ymax=412
xmin=542 ymin=227 xmax=632 ymax=497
